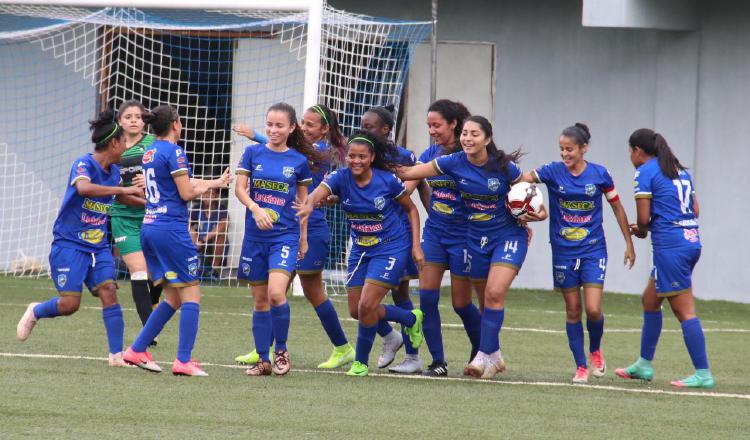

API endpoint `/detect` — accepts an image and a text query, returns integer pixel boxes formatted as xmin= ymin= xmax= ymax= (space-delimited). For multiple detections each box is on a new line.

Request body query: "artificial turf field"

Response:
xmin=1 ymin=276 xmax=748 ymax=439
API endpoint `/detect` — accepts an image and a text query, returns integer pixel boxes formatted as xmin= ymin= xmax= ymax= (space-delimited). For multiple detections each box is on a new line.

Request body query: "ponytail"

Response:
xmin=143 ymin=105 xmax=179 ymax=137
xmin=628 ymin=128 xmax=686 ymax=179
xmin=561 ymin=122 xmax=591 ymax=147
xmin=308 ymin=104 xmax=347 ymax=167
xmin=89 ymin=109 xmax=123 ymax=151
xmin=463 ymin=115 xmax=522 ymax=176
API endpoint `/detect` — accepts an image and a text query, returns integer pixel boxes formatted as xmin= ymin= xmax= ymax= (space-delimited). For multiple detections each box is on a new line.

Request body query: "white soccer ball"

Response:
xmin=506 ymin=182 xmax=545 ymax=218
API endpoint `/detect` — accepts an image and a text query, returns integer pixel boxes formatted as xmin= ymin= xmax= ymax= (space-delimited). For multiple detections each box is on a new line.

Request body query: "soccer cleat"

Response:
xmin=670 ymin=371 xmax=715 ymax=389
xmin=572 ymin=365 xmax=589 ymax=384
xmin=590 ymin=350 xmax=606 ymax=378
xmin=245 ymin=360 xmax=272 ymax=376
xmin=108 ymin=352 xmax=133 ymax=367
xmin=123 ymin=347 xmax=162 ymax=372
xmin=481 ymin=350 xmax=507 ymax=380
xmin=317 ymin=343 xmax=355 ymax=369
xmin=346 ymin=361 xmax=369 ymax=377
xmin=377 ymin=331 xmax=404 ymax=368
xmin=388 ymin=354 xmax=422 ymax=374
xmin=404 ymin=309 xmax=424 ymax=349
xmin=16 ymin=302 xmax=39 ymax=341
xmin=615 ymin=360 xmax=654 ymax=382
xmin=235 ymin=349 xmax=260 ymax=365
xmin=172 ymin=359 xmax=208 ymax=377
xmin=423 ymin=361 xmax=448 ymax=377
xmin=464 ymin=351 xmax=488 ymax=378
xmin=272 ymin=349 xmax=291 ymax=376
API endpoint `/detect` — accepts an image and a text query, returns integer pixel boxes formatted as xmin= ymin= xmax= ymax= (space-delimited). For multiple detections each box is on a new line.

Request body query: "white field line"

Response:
xmin=0 ymin=302 xmax=747 ymax=334
xmin=0 ymin=351 xmax=748 ymax=401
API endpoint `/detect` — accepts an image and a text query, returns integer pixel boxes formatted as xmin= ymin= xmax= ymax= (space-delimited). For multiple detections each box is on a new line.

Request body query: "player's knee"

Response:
xmin=585 ymin=307 xmax=602 ymax=321
xmin=57 ymin=296 xmax=81 ymax=315
xmin=357 ymin=301 xmax=377 ymax=320
xmin=348 ymin=307 xmax=359 ymax=320
xmin=566 ymin=307 xmax=582 ymax=322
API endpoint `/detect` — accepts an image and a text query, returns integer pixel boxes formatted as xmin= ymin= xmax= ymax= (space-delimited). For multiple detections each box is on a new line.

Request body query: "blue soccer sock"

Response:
xmin=383 ymin=304 xmax=416 ymax=327
xmin=587 ymin=316 xmax=604 ymax=353
xmin=177 ymin=302 xmax=200 ymax=363
xmin=252 ymin=310 xmax=272 ymax=362
xmin=355 ymin=322 xmax=377 ymax=365
xmin=566 ymin=320 xmax=587 ymax=368
xmin=420 ymin=289 xmax=444 ymax=363
xmin=132 ymin=301 xmax=176 ymax=352
xmin=681 ymin=317 xmax=710 ymax=370
xmin=314 ymin=299 xmax=348 ymax=347
xmin=376 ymin=320 xmax=394 ymax=337
xmin=270 ymin=302 xmax=290 ymax=352
xmin=640 ymin=310 xmax=663 ymax=361
xmin=478 ymin=307 xmax=504 ymax=354
xmin=454 ymin=302 xmax=482 ymax=350
xmin=101 ymin=304 xmax=124 ymax=354
xmin=395 ymin=299 xmax=418 ymax=355
xmin=33 ymin=297 xmax=61 ymax=319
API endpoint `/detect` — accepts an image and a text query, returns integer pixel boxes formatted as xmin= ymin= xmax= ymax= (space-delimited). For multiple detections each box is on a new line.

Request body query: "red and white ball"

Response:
xmin=506 ymin=182 xmax=544 ymax=218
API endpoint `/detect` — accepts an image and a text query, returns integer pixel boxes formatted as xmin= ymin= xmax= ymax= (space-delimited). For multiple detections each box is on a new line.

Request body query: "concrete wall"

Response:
xmin=332 ymin=0 xmax=749 ymax=302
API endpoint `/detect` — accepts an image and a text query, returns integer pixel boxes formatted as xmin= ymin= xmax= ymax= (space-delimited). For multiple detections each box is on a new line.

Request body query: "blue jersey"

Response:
xmin=237 ymin=144 xmax=313 ymax=242
xmin=52 ymin=154 xmax=121 ymax=252
xmin=634 ymin=158 xmax=700 ymax=250
xmin=433 ymin=151 xmax=525 ymax=239
xmin=322 ymin=167 xmax=408 ymax=247
xmin=142 ymin=140 xmax=192 ymax=230
xmin=308 ymin=140 xmax=334 ymax=235
xmin=533 ymin=161 xmax=617 ymax=258
xmin=418 ymin=145 xmax=464 ymax=229
xmin=389 ymin=145 xmax=417 ymax=228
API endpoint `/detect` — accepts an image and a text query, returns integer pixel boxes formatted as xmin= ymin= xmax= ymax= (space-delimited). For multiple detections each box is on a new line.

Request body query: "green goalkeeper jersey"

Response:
xmin=110 ymin=134 xmax=156 ymax=219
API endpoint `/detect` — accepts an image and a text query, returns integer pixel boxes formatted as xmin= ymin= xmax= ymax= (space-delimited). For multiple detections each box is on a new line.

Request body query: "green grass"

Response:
xmin=1 ymin=276 xmax=749 ymax=439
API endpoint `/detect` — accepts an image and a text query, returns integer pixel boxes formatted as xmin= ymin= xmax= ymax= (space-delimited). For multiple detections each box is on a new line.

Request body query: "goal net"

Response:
xmin=0 ymin=3 xmax=430 ymax=293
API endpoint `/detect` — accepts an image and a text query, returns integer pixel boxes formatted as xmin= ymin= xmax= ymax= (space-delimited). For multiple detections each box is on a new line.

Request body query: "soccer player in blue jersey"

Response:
xmin=297 ymin=130 xmax=425 ymax=377
xmin=236 ymin=102 xmax=327 ymax=377
xmin=16 ymin=110 xmax=145 ymax=367
xmin=615 ymin=129 xmax=714 ymax=389
xmin=519 ymin=123 xmax=636 ymax=383
xmin=233 ymin=104 xmax=354 ymax=370
xmin=399 ymin=115 xmax=546 ymax=379
xmin=123 ymin=105 xmax=232 ymax=377
xmin=360 ymin=105 xmax=423 ymax=373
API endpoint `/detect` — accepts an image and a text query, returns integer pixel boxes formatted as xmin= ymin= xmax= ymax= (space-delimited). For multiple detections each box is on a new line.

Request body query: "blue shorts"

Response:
xmin=421 ymin=224 xmax=469 ymax=277
xmin=552 ymin=254 xmax=607 ymax=292
xmin=297 ymin=231 xmax=328 ymax=274
xmin=401 ymin=254 xmax=419 ymax=282
xmin=347 ymin=239 xmax=409 ymax=290
xmin=238 ymin=239 xmax=298 ymax=286
xmin=49 ymin=245 xmax=115 ymax=295
xmin=141 ymin=227 xmax=199 ymax=287
xmin=467 ymin=233 xmax=528 ymax=281
xmin=651 ymin=246 xmax=701 ymax=296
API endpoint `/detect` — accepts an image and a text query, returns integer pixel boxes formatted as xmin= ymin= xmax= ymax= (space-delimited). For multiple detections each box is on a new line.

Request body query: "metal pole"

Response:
xmin=430 ymin=0 xmax=438 ymax=103
xmin=302 ymin=0 xmax=324 ymax=109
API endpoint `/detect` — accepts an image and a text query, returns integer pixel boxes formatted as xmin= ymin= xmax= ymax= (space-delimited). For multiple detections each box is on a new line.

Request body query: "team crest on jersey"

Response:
xmin=585 ymin=184 xmax=596 ymax=197
xmin=165 ymin=271 xmax=178 ymax=280
xmin=143 ymin=149 xmax=155 ymax=164
xmin=487 ymin=178 xmax=500 ymax=192
xmin=57 ymin=274 xmax=67 ymax=287
xmin=555 ymin=271 xmax=565 ymax=283
xmin=283 ymin=166 xmax=295 ymax=178
xmin=188 ymin=263 xmax=198 ymax=277
xmin=242 ymin=263 xmax=251 ymax=275
xmin=374 ymin=196 xmax=385 ymax=211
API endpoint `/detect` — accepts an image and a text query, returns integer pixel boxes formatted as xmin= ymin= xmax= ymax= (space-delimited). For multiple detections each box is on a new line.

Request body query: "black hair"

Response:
xmin=427 ymin=99 xmax=471 ymax=153
xmin=117 ymin=99 xmax=146 ymax=118
xmin=561 ymin=122 xmax=591 ymax=147
xmin=89 ymin=109 xmax=123 ymax=151
xmin=628 ymin=128 xmax=686 ymax=179
xmin=463 ymin=115 xmax=522 ymax=176
xmin=307 ymin=103 xmax=347 ymax=167
xmin=365 ymin=104 xmax=396 ymax=134
xmin=346 ymin=129 xmax=399 ymax=171
xmin=143 ymin=105 xmax=179 ymax=137
xmin=268 ymin=102 xmax=327 ymax=171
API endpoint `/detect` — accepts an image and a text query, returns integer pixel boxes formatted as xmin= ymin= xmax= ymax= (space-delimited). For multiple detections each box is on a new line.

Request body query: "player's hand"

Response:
xmin=629 ymin=223 xmax=647 ymax=239
xmin=122 ymin=184 xmax=144 ymax=196
xmin=232 ymin=123 xmax=254 ymax=140
xmin=318 ymin=195 xmax=340 ymax=207
xmin=412 ymin=244 xmax=425 ymax=271
xmin=214 ymin=167 xmax=233 ymax=188
xmin=131 ymin=173 xmax=145 ymax=190
xmin=518 ymin=205 xmax=548 ymax=223
xmin=624 ymin=243 xmax=635 ymax=269
xmin=298 ymin=238 xmax=308 ymax=261
xmin=292 ymin=200 xmax=312 ymax=223
xmin=525 ymin=225 xmax=534 ymax=245
xmin=251 ymin=205 xmax=274 ymax=230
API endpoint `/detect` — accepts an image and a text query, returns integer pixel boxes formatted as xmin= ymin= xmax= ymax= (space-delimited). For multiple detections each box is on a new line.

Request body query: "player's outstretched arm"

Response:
xmin=75 ymin=179 xmax=142 ymax=198
xmin=294 ymin=184 xmax=331 ymax=224
xmin=609 ymin=198 xmax=636 ymax=268
xmin=396 ymin=162 xmax=439 ymax=181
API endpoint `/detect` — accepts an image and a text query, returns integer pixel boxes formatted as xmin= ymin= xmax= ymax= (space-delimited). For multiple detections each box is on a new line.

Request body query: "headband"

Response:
xmin=96 ymin=122 xmax=121 ymax=146
xmin=311 ymin=105 xmax=329 ymax=125
xmin=348 ymin=136 xmax=374 ymax=147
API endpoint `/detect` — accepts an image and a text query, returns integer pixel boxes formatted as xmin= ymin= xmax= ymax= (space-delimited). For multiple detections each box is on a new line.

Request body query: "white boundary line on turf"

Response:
xmin=1 ymin=351 xmax=748 ymax=401
xmin=1 ymin=302 xmax=748 ymax=334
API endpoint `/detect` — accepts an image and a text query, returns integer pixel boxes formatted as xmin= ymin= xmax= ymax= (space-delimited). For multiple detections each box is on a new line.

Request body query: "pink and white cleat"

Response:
xmin=123 ymin=346 xmax=162 ymax=372
xmin=590 ymin=350 xmax=607 ymax=378
xmin=16 ymin=302 xmax=40 ymax=341
xmin=572 ymin=365 xmax=589 ymax=384
xmin=172 ymin=359 xmax=208 ymax=377
xmin=464 ymin=351 xmax=488 ymax=378
xmin=108 ymin=351 xmax=133 ymax=367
